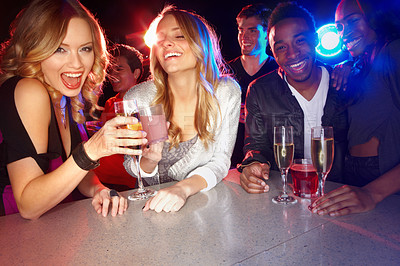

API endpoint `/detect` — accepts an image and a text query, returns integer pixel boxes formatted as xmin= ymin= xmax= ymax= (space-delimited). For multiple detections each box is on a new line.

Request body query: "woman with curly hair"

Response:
xmin=0 ymin=0 xmax=145 ymax=219
xmin=124 ymin=6 xmax=241 ymax=213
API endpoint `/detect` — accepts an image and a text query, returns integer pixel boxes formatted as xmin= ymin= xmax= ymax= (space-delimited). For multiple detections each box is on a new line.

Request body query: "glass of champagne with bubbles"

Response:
xmin=114 ymin=99 xmax=157 ymax=201
xmin=272 ymin=126 xmax=297 ymax=204
xmin=311 ymin=126 xmax=334 ymax=197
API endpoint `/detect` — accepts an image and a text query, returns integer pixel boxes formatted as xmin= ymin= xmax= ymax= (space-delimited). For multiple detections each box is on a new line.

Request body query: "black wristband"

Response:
xmin=72 ymin=142 xmax=100 ymax=171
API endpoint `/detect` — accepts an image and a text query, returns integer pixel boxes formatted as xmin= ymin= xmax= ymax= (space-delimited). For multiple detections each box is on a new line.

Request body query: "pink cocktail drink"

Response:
xmin=290 ymin=160 xmax=318 ymax=198
xmin=139 ymin=104 xmax=168 ymax=145
xmin=140 ymin=114 xmax=168 ymax=144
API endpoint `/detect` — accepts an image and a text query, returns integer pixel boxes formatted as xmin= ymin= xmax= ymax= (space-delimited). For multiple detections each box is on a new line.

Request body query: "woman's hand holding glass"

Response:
xmin=83 ymin=115 xmax=147 ymax=161
xmin=309 ymin=185 xmax=377 ymax=217
xmin=140 ymin=141 xmax=164 ymax=172
xmin=140 ymin=119 xmax=170 ymax=173
xmin=113 ymin=100 xmax=158 ymax=201
xmin=80 ymin=115 xmax=144 ymax=216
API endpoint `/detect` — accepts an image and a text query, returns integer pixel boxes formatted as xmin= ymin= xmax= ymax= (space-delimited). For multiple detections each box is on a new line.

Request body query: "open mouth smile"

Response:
xmin=164 ymin=52 xmax=182 ymax=59
xmin=288 ymin=59 xmax=307 ymax=73
xmin=61 ymin=72 xmax=83 ymax=90
xmin=345 ymin=37 xmax=362 ymax=51
xmin=111 ymin=78 xmax=121 ymax=84
xmin=241 ymin=42 xmax=252 ymax=48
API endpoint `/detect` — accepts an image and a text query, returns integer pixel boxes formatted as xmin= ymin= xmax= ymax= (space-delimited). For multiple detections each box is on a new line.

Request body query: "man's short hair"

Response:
xmin=268 ymin=2 xmax=316 ymax=36
xmin=237 ymin=3 xmax=272 ymax=30
xmin=111 ymin=44 xmax=143 ymax=78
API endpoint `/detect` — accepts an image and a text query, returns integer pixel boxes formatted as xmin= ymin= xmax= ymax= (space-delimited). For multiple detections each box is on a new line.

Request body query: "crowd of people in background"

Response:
xmin=0 ymin=0 xmax=399 ymax=219
xmin=238 ymin=2 xmax=348 ymax=193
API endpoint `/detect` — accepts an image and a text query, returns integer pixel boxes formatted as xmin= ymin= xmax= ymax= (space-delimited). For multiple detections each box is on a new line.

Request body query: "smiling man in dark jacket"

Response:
xmin=238 ymin=2 xmax=348 ymax=194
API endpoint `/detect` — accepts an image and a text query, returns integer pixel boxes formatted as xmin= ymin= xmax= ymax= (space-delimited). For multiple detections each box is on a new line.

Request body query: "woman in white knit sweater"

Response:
xmin=124 ymin=5 xmax=240 ymax=213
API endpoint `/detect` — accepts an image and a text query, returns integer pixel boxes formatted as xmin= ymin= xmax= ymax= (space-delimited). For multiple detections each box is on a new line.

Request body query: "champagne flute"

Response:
xmin=114 ymin=100 xmax=157 ymax=201
xmin=311 ymin=126 xmax=334 ymax=197
xmin=272 ymin=126 xmax=297 ymax=205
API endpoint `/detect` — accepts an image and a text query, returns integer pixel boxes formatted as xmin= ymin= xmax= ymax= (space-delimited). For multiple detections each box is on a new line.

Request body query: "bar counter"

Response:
xmin=1 ymin=170 xmax=399 ymax=265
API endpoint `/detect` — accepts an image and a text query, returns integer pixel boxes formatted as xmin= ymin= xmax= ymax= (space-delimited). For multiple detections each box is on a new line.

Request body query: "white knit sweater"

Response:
xmin=123 ymin=77 xmax=241 ymax=191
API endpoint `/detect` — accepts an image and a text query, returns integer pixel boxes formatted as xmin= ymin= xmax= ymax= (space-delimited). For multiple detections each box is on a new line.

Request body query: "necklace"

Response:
xmin=59 ymin=96 xmax=68 ymax=129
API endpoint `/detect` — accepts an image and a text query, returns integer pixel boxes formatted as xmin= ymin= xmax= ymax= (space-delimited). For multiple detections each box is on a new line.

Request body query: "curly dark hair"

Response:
xmin=355 ymin=0 xmax=400 ymax=42
xmin=268 ymin=1 xmax=316 ymax=37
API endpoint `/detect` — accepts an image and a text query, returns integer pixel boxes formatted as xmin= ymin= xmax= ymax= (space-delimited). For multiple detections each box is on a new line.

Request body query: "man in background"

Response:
xmin=238 ymin=2 xmax=347 ymax=193
xmin=228 ymin=3 xmax=278 ymax=169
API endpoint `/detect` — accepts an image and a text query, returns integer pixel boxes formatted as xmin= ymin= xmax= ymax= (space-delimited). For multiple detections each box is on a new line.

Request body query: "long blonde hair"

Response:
xmin=0 ymin=0 xmax=109 ymax=124
xmin=149 ymin=6 xmax=229 ymax=148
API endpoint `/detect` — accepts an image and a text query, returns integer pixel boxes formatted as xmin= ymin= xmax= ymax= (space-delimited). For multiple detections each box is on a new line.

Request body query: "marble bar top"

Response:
xmin=0 ymin=170 xmax=399 ymax=265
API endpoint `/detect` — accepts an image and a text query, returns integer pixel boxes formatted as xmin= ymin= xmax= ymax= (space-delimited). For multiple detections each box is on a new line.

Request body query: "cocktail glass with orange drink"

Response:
xmin=114 ymin=100 xmax=157 ymax=200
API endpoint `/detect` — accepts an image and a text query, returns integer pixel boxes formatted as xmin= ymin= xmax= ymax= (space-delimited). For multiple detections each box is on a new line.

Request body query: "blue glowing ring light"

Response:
xmin=316 ymin=23 xmax=343 ymax=58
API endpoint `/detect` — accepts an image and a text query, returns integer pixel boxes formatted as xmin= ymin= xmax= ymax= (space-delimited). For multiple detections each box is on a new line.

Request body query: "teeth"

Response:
xmin=290 ymin=60 xmax=305 ymax=68
xmin=165 ymin=52 xmax=182 ymax=59
xmin=346 ymin=38 xmax=361 ymax=50
xmin=64 ymin=73 xmax=82 ymax=78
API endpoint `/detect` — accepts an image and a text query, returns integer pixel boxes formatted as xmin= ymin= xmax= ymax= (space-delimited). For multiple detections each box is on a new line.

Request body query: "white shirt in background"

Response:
xmin=285 ymin=66 xmax=329 ymax=159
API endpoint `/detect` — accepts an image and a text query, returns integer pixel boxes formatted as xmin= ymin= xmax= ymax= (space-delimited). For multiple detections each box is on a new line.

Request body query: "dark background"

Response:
xmin=0 ymin=0 xmax=342 ymax=105
xmin=1 ymin=0 xmax=340 ymax=61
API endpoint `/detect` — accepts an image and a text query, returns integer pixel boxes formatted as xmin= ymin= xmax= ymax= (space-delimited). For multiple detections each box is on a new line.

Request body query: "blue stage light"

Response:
xmin=316 ymin=23 xmax=343 ymax=58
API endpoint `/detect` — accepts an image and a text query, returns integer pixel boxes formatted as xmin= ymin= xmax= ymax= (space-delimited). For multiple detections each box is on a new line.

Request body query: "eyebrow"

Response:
xmin=273 ymin=31 xmax=309 ymax=45
xmin=158 ymin=26 xmax=181 ymax=35
xmin=238 ymin=26 xmax=258 ymax=30
xmin=335 ymin=12 xmax=361 ymax=23
xmin=294 ymin=32 xmax=309 ymax=38
xmin=60 ymin=41 xmax=93 ymax=47
xmin=168 ymin=26 xmax=182 ymax=33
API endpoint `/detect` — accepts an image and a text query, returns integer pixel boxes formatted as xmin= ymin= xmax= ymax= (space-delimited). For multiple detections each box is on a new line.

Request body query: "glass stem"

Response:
xmin=281 ymin=169 xmax=289 ymax=197
xmin=134 ymin=155 xmax=145 ymax=192
xmin=318 ymin=173 xmax=326 ymax=197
